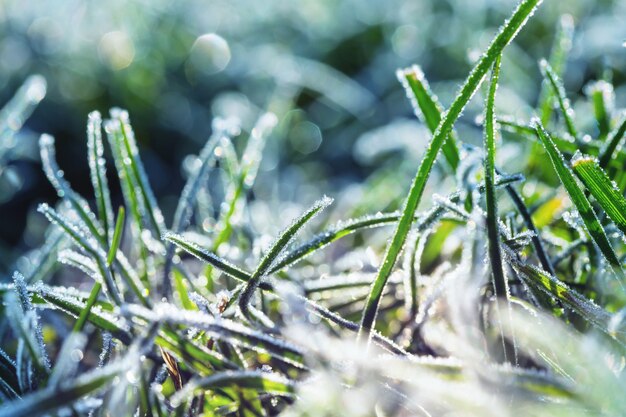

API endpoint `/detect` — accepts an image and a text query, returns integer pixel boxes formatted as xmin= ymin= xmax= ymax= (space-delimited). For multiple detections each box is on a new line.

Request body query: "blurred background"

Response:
xmin=0 ymin=0 xmax=625 ymax=275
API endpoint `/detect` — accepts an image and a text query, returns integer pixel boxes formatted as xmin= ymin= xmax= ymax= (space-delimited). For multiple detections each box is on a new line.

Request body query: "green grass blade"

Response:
xmin=87 ymin=111 xmax=114 ymax=243
xmin=502 ymin=182 xmax=555 ymax=276
xmin=538 ymin=15 xmax=574 ymax=124
xmin=238 ymin=196 xmax=332 ymax=320
xmin=39 ymin=134 xmax=105 ymax=244
xmin=107 ymin=206 xmax=126 ymax=267
xmin=111 ymin=108 xmax=165 ymax=238
xmin=539 ymin=59 xmax=578 ymax=139
xmin=72 ymin=283 xmax=102 ymax=333
xmin=586 ymin=81 xmax=614 ymax=140
xmin=397 ymin=65 xmax=460 ymax=171
xmin=164 ymin=119 xmax=239 ymax=297
xmin=104 ymin=118 xmax=147 ymax=264
xmin=212 ymin=113 xmax=277 ymax=250
xmin=532 ymin=121 xmax=625 ymax=280
xmin=598 ymin=112 xmax=626 ymax=168
xmin=484 ymin=55 xmax=506 ymax=298
xmin=0 ymin=360 xmax=125 ymax=417
xmin=170 ymin=371 xmax=295 ymax=408
xmin=508 ymin=254 xmax=624 ymax=344
xmin=572 ymin=155 xmax=626 ymax=236
xmin=37 ymin=203 xmax=123 ymax=305
xmin=0 ymin=75 xmax=46 ymax=140
xmin=359 ymin=0 xmax=543 ymax=342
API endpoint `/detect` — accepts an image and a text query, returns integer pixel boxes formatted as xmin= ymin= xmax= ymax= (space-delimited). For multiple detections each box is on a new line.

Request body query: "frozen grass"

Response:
xmin=3 ymin=0 xmax=626 ymax=416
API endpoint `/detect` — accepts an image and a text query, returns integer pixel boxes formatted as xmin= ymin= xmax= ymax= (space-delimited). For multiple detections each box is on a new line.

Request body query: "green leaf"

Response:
xmin=170 ymin=371 xmax=295 ymax=408
xmin=537 ymin=15 xmax=574 ymax=124
xmin=484 ymin=55 xmax=506 ymax=298
xmin=539 ymin=59 xmax=578 ymax=139
xmin=508 ymin=254 xmax=625 ymax=345
xmin=87 ymin=111 xmax=115 ymax=243
xmin=238 ymin=196 xmax=332 ymax=321
xmin=359 ymin=0 xmax=544 ymax=342
xmin=0 ymin=360 xmax=124 ymax=417
xmin=106 ymin=206 xmax=126 ymax=267
xmin=397 ymin=65 xmax=460 ymax=171
xmin=72 ymin=282 xmax=102 ymax=333
xmin=598 ymin=112 xmax=626 ymax=169
xmin=532 ymin=121 xmax=625 ymax=280
xmin=111 ymin=108 xmax=165 ymax=238
xmin=572 ymin=155 xmax=626 ymax=236
xmin=37 ymin=204 xmax=123 ymax=306
xmin=586 ymin=81 xmax=614 ymax=140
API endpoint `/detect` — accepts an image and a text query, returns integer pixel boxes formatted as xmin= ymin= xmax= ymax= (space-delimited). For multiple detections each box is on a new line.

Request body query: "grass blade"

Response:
xmin=0 ymin=360 xmax=125 ymax=417
xmin=586 ymin=80 xmax=614 ymax=140
xmin=359 ymin=0 xmax=543 ymax=342
xmin=87 ymin=111 xmax=115 ymax=243
xmin=238 ymin=196 xmax=332 ymax=321
xmin=572 ymin=155 xmax=626 ymax=236
xmin=110 ymin=108 xmax=165 ymax=238
xmin=539 ymin=59 xmax=578 ymax=139
xmin=107 ymin=206 xmax=126 ymax=267
xmin=37 ymin=203 xmax=123 ymax=305
xmin=170 ymin=371 xmax=295 ymax=408
xmin=537 ymin=15 xmax=574 ymax=124
xmin=212 ymin=113 xmax=277 ymax=250
xmin=0 ymin=75 xmax=46 ymax=140
xmin=397 ymin=65 xmax=460 ymax=171
xmin=532 ymin=121 xmax=625 ymax=281
xmin=484 ymin=55 xmax=506 ymax=298
xmin=72 ymin=283 xmax=102 ymax=333
xmin=598 ymin=112 xmax=626 ymax=168
xmin=163 ymin=118 xmax=240 ymax=297
xmin=40 ymin=134 xmax=105 ymax=244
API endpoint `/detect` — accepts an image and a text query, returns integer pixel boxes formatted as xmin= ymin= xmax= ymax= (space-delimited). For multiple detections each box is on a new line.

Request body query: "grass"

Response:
xmin=3 ymin=0 xmax=626 ymax=415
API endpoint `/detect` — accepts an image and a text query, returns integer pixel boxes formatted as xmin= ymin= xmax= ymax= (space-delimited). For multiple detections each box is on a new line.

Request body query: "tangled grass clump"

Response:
xmin=2 ymin=0 xmax=626 ymax=415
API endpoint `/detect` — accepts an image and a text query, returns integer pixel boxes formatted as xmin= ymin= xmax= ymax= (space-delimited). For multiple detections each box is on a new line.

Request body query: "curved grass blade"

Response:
xmin=107 ymin=206 xmax=126 ymax=267
xmin=572 ymin=155 xmax=626 ymax=236
xmin=507 ymin=252 xmax=624 ymax=345
xmin=212 ymin=113 xmax=277 ymax=250
xmin=87 ymin=111 xmax=114 ymax=243
xmin=163 ymin=118 xmax=240 ymax=297
xmin=40 ymin=134 xmax=105 ymax=244
xmin=484 ymin=55 xmax=506 ymax=298
xmin=11 ymin=272 xmax=50 ymax=374
xmin=0 ymin=75 xmax=46 ymax=141
xmin=104 ymin=117 xmax=148 ymax=275
xmin=533 ymin=121 xmax=625 ymax=282
xmin=126 ymin=303 xmax=306 ymax=369
xmin=110 ymin=108 xmax=165 ymax=238
xmin=37 ymin=204 xmax=123 ymax=305
xmin=34 ymin=284 xmax=233 ymax=372
xmin=170 ymin=371 xmax=295 ymax=408
xmin=586 ymin=81 xmax=614 ymax=140
xmin=502 ymin=180 xmax=555 ymax=276
xmin=539 ymin=59 xmax=577 ymax=139
xmin=537 ymin=15 xmax=574 ymax=124
xmin=72 ymin=282 xmax=102 ymax=333
xmin=599 ymin=112 xmax=626 ymax=169
xmin=397 ymin=65 xmax=460 ymax=171
xmin=19 ymin=226 xmax=65 ymax=284
xmin=359 ymin=0 xmax=543 ymax=342
xmin=238 ymin=196 xmax=332 ymax=321
xmin=0 ymin=360 xmax=125 ymax=417
xmin=35 ymin=284 xmax=131 ymax=343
